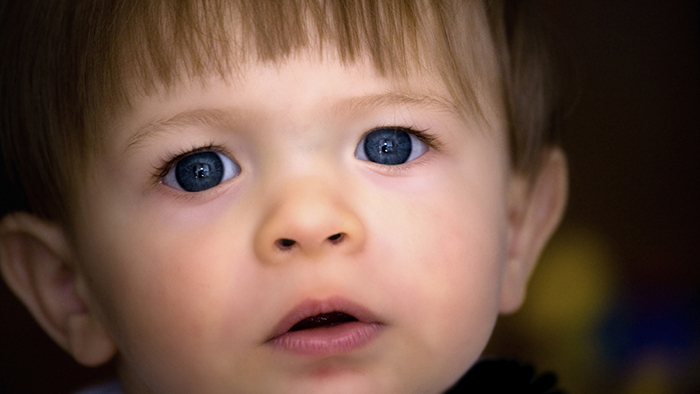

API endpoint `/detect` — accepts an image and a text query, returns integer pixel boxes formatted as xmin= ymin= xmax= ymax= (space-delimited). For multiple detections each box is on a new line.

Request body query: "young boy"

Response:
xmin=0 ymin=1 xmax=568 ymax=393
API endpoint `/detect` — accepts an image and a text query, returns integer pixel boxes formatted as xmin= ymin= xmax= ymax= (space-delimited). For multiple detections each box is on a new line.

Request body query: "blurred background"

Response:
xmin=486 ymin=1 xmax=700 ymax=393
xmin=1 ymin=1 xmax=699 ymax=393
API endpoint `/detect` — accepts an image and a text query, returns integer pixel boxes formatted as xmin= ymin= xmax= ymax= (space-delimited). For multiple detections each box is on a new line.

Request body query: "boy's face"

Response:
xmin=73 ymin=52 xmax=520 ymax=393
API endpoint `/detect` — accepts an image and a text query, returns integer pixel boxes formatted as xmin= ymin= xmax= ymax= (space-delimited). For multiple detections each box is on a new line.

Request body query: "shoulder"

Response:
xmin=444 ymin=358 xmax=567 ymax=394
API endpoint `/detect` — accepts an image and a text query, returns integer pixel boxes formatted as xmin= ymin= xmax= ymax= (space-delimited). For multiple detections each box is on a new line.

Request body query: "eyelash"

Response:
xmin=151 ymin=142 xmax=225 ymax=184
xmin=151 ymin=126 xmax=442 ymax=184
xmin=372 ymin=125 xmax=443 ymax=152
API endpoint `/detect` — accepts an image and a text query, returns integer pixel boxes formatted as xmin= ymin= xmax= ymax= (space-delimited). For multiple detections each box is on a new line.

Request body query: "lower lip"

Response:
xmin=268 ymin=321 xmax=383 ymax=356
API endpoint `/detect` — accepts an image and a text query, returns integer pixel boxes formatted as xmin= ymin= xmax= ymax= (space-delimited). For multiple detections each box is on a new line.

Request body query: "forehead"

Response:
xmin=114 ymin=53 xmax=464 ymax=155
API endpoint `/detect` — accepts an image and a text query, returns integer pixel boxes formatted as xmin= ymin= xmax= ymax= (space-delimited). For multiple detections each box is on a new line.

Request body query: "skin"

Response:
xmin=59 ymin=52 xmax=534 ymax=393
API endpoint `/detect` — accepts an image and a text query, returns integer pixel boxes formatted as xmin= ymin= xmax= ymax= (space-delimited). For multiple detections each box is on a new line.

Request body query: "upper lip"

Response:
xmin=266 ymin=296 xmax=382 ymax=341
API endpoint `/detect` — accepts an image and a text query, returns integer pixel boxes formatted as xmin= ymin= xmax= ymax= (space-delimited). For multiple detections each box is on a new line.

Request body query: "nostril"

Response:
xmin=276 ymin=238 xmax=296 ymax=250
xmin=328 ymin=233 xmax=344 ymax=243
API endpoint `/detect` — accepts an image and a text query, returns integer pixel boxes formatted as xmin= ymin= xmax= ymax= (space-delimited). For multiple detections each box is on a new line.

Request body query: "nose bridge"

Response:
xmin=254 ymin=177 xmax=365 ymax=263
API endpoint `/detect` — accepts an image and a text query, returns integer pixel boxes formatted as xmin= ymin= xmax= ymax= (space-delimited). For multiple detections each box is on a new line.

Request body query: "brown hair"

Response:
xmin=0 ymin=0 xmax=564 ymax=228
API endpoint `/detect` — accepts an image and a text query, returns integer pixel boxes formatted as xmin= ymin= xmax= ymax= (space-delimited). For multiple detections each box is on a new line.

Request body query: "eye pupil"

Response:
xmin=193 ymin=164 xmax=211 ymax=179
xmin=363 ymin=128 xmax=412 ymax=165
xmin=380 ymin=140 xmax=395 ymax=154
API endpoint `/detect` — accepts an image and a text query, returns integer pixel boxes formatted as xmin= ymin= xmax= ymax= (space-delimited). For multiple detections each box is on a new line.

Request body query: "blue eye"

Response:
xmin=355 ymin=127 xmax=428 ymax=165
xmin=162 ymin=151 xmax=240 ymax=192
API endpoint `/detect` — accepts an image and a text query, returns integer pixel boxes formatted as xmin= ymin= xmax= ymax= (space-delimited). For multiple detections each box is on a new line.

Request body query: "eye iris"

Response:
xmin=364 ymin=128 xmax=412 ymax=165
xmin=175 ymin=151 xmax=224 ymax=192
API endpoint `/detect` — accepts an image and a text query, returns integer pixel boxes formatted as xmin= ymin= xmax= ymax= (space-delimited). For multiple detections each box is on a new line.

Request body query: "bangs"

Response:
xmin=86 ymin=0 xmax=500 ymax=129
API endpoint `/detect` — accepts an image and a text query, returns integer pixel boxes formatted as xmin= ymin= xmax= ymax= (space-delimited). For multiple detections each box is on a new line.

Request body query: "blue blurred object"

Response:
xmin=599 ymin=285 xmax=700 ymax=372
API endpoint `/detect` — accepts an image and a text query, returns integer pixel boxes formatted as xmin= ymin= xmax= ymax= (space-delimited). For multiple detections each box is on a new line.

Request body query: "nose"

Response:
xmin=254 ymin=180 xmax=365 ymax=264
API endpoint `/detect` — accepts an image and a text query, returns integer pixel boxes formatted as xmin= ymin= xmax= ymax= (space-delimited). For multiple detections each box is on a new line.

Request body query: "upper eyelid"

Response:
xmin=361 ymin=126 xmax=443 ymax=152
xmin=409 ymin=129 xmax=442 ymax=152
xmin=152 ymin=143 xmax=229 ymax=181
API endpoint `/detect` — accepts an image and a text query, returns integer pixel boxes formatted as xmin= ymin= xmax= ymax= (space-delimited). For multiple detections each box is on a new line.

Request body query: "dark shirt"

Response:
xmin=445 ymin=358 xmax=566 ymax=394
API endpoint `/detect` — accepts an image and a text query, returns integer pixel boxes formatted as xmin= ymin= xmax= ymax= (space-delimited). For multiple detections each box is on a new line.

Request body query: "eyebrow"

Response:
xmin=124 ymin=108 xmax=239 ymax=154
xmin=342 ymin=91 xmax=459 ymax=115
xmin=123 ymin=91 xmax=458 ymax=153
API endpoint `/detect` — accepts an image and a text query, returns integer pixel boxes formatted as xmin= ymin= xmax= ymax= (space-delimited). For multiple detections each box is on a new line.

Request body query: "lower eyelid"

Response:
xmin=157 ymin=178 xmax=233 ymax=202
xmin=364 ymin=151 xmax=437 ymax=176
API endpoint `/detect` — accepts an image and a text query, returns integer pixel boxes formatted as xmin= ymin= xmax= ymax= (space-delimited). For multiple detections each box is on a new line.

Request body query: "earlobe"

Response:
xmin=500 ymin=148 xmax=568 ymax=314
xmin=0 ymin=212 xmax=117 ymax=366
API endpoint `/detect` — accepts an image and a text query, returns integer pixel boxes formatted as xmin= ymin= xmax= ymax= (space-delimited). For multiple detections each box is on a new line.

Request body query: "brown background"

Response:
xmin=1 ymin=1 xmax=699 ymax=393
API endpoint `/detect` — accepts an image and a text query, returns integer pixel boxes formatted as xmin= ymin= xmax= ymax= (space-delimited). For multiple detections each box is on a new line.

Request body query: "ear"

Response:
xmin=500 ymin=148 xmax=568 ymax=314
xmin=0 ymin=212 xmax=117 ymax=366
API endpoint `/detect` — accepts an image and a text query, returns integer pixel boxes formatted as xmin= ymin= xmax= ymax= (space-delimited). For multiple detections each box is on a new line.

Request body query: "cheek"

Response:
xmin=382 ymin=188 xmax=507 ymax=329
xmin=357 ymin=154 xmax=511 ymax=383
xmin=75 ymin=196 xmax=265 ymax=388
xmin=366 ymin=145 xmax=510 ymax=311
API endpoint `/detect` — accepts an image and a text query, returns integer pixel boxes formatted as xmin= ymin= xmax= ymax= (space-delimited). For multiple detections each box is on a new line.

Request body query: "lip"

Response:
xmin=266 ymin=297 xmax=384 ymax=356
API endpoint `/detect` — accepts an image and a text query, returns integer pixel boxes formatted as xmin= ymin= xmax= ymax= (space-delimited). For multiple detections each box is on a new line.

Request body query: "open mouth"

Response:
xmin=288 ymin=312 xmax=359 ymax=332
xmin=267 ymin=298 xmax=383 ymax=355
